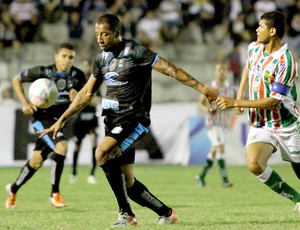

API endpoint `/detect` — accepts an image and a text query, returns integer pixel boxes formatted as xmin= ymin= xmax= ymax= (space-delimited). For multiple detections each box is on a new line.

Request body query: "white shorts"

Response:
xmin=246 ymin=126 xmax=300 ymax=163
xmin=207 ymin=126 xmax=227 ymax=147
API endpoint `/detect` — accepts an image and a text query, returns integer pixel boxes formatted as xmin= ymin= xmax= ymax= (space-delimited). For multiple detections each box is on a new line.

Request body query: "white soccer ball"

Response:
xmin=29 ymin=78 xmax=58 ymax=109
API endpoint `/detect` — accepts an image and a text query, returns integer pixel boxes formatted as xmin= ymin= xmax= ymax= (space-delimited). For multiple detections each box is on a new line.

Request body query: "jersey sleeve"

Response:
xmin=246 ymin=42 xmax=259 ymax=69
xmin=20 ymin=66 xmax=44 ymax=82
xmin=271 ymin=51 xmax=298 ymax=100
xmin=92 ymin=55 xmax=104 ymax=79
xmin=71 ymin=68 xmax=86 ymax=92
xmin=134 ymin=44 xmax=158 ymax=67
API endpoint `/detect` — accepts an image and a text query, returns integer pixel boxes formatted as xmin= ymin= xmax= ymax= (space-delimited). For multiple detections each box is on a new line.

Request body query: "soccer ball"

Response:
xmin=29 ymin=78 xmax=58 ymax=109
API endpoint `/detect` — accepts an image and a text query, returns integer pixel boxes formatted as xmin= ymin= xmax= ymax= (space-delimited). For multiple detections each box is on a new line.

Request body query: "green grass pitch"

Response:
xmin=1 ymin=164 xmax=300 ymax=229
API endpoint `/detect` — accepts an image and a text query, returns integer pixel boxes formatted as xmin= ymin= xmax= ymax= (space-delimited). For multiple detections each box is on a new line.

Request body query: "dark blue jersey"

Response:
xmin=93 ymin=39 xmax=158 ymax=126
xmin=20 ymin=64 xmax=86 ymax=119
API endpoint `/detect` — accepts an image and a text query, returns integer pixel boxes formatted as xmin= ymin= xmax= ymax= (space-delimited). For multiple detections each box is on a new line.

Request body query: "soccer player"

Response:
xmin=70 ymin=59 xmax=101 ymax=185
xmin=5 ymin=43 xmax=86 ymax=209
xmin=196 ymin=62 xmax=235 ymax=188
xmin=39 ymin=14 xmax=219 ymax=227
xmin=216 ymin=11 xmax=300 ymax=212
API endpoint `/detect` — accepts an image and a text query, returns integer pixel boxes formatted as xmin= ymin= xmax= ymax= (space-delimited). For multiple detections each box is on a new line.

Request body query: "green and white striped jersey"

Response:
xmin=246 ymin=41 xmax=299 ymax=129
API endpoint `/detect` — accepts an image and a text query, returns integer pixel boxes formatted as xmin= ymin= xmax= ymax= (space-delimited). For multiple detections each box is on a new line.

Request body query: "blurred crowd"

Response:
xmin=1 ymin=0 xmax=300 ymax=101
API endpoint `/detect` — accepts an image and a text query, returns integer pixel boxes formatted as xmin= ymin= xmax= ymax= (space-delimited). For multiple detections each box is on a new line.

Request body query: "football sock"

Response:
xmin=217 ymin=159 xmax=229 ymax=183
xmin=200 ymin=158 xmax=213 ymax=178
xmin=11 ymin=161 xmax=36 ymax=194
xmin=258 ymin=167 xmax=300 ymax=203
xmin=51 ymin=153 xmax=65 ymax=194
xmin=291 ymin=162 xmax=300 ymax=179
xmin=127 ymin=178 xmax=172 ymax=216
xmin=72 ymin=149 xmax=79 ymax=175
xmin=90 ymin=147 xmax=97 ymax=176
xmin=102 ymin=160 xmax=135 ymax=217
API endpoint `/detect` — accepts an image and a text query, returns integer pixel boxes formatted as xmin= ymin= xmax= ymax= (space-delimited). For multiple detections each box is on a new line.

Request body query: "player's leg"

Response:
xmin=215 ymin=145 xmax=232 ymax=188
xmin=291 ymin=163 xmax=300 ymax=179
xmin=96 ymin=121 xmax=150 ymax=227
xmin=122 ymin=149 xmax=178 ymax=224
xmin=101 ymin=158 xmax=136 ymax=223
xmin=4 ymin=136 xmax=52 ymax=209
xmin=196 ymin=149 xmax=215 ymax=187
xmin=196 ymin=128 xmax=216 ymax=187
xmin=96 ymin=135 xmax=136 ymax=227
xmin=49 ymin=138 xmax=68 ymax=208
xmin=70 ymin=119 xmax=85 ymax=183
xmin=70 ymin=139 xmax=81 ymax=184
xmin=87 ymin=130 xmax=98 ymax=184
xmin=247 ymin=129 xmax=300 ymax=207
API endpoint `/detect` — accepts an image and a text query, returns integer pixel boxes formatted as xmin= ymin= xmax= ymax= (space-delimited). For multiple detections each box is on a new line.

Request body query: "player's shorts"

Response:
xmin=246 ymin=125 xmax=300 ymax=163
xmin=73 ymin=113 xmax=98 ymax=141
xmin=105 ymin=120 xmax=148 ymax=153
xmin=207 ymin=126 xmax=228 ymax=147
xmin=32 ymin=119 xmax=65 ymax=159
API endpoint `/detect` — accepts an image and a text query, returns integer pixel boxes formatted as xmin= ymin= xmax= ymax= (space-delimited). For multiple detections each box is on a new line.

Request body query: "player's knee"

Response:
xmin=29 ymin=158 xmax=43 ymax=170
xmin=54 ymin=140 xmax=68 ymax=155
xmin=95 ymin=147 xmax=107 ymax=166
xmin=246 ymin=161 xmax=262 ymax=175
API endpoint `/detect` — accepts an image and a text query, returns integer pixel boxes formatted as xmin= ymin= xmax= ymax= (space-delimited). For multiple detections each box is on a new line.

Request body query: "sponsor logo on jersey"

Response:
xmin=104 ymin=72 xmax=128 ymax=86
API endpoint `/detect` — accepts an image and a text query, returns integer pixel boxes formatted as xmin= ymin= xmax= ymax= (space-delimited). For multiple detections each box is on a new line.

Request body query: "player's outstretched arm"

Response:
xmin=153 ymin=56 xmax=219 ymax=102
xmin=38 ymin=77 xmax=98 ymax=138
xmin=216 ymin=96 xmax=280 ymax=110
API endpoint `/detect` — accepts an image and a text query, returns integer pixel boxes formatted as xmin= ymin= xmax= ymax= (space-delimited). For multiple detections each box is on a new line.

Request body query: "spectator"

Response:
xmin=9 ymin=0 xmax=39 ymax=43
xmin=67 ymin=10 xmax=83 ymax=44
xmin=136 ymin=10 xmax=163 ymax=50
xmin=197 ymin=0 xmax=216 ymax=43
xmin=0 ymin=7 xmax=20 ymax=61
xmin=227 ymin=40 xmax=242 ymax=86
xmin=254 ymin=0 xmax=277 ymax=24
xmin=81 ymin=0 xmax=107 ymax=25
xmin=120 ymin=11 xmax=136 ymax=40
xmin=159 ymin=0 xmax=183 ymax=42
xmin=38 ymin=0 xmax=63 ymax=24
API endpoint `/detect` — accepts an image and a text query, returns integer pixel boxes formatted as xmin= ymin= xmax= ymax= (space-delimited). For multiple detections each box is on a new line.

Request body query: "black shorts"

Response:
xmin=115 ymin=147 xmax=135 ymax=166
xmin=73 ymin=119 xmax=98 ymax=141
xmin=105 ymin=119 xmax=148 ymax=153
xmin=31 ymin=118 xmax=66 ymax=158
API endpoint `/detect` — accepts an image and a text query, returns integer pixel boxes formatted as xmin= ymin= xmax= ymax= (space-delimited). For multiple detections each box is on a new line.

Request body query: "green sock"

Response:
xmin=217 ymin=159 xmax=229 ymax=183
xmin=259 ymin=167 xmax=300 ymax=203
xmin=200 ymin=159 xmax=213 ymax=178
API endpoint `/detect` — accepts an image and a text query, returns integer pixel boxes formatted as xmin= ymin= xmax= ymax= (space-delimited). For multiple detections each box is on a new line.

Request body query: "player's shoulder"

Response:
xmin=247 ymin=41 xmax=263 ymax=50
xmin=71 ymin=65 xmax=84 ymax=75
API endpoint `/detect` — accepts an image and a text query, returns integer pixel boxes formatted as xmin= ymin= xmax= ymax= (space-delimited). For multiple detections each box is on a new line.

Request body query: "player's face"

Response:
xmin=55 ymin=48 xmax=76 ymax=72
xmin=95 ymin=22 xmax=119 ymax=51
xmin=256 ymin=19 xmax=271 ymax=44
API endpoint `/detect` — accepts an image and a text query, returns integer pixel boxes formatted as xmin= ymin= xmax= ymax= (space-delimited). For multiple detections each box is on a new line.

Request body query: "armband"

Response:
xmin=272 ymin=82 xmax=290 ymax=96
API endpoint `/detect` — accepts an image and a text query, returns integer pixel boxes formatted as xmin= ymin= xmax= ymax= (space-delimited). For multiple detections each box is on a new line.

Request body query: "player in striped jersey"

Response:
xmin=196 ymin=62 xmax=236 ymax=188
xmin=216 ymin=11 xmax=300 ymax=212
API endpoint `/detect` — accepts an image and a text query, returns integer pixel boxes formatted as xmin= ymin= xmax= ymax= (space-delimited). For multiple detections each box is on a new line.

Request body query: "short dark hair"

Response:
xmin=56 ymin=42 xmax=76 ymax=53
xmin=261 ymin=11 xmax=285 ymax=39
xmin=97 ymin=14 xmax=122 ymax=33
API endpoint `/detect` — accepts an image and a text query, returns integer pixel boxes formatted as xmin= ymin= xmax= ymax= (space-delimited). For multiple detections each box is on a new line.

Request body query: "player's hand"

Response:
xmin=37 ymin=120 xmax=63 ymax=139
xmin=205 ymin=86 xmax=219 ymax=103
xmin=22 ymin=103 xmax=37 ymax=115
xmin=216 ymin=96 xmax=235 ymax=110
xmin=234 ymin=107 xmax=244 ymax=115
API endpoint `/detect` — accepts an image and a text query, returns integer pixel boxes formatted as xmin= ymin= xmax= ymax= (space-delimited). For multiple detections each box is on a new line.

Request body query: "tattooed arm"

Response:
xmin=153 ymin=56 xmax=219 ymax=102
xmin=38 ymin=76 xmax=99 ymax=138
